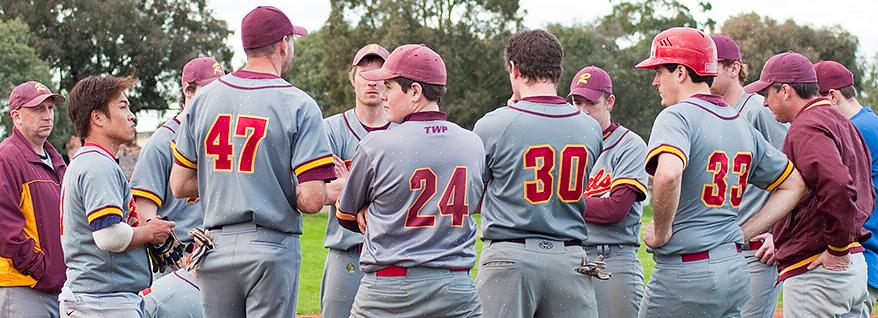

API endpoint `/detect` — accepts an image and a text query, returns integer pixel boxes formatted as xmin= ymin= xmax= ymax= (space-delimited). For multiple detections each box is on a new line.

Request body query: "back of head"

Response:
xmin=241 ymin=6 xmax=307 ymax=57
xmin=68 ymin=75 xmax=137 ymax=138
xmin=814 ymin=60 xmax=857 ymax=99
xmin=504 ymin=29 xmax=564 ymax=84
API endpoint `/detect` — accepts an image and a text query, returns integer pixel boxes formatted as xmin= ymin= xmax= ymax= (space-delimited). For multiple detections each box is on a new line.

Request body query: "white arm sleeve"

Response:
xmin=92 ymin=222 xmax=135 ymax=253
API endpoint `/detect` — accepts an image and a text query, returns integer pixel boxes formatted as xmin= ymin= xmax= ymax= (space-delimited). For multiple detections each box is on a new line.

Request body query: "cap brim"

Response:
xmin=292 ymin=25 xmax=308 ymax=37
xmin=635 ymin=57 xmax=661 ymax=70
xmin=22 ymin=93 xmax=65 ymax=108
xmin=744 ymin=80 xmax=772 ymax=94
xmin=360 ymin=68 xmax=397 ymax=82
xmin=352 ymin=53 xmax=386 ymax=66
xmin=568 ymin=87 xmax=604 ymax=103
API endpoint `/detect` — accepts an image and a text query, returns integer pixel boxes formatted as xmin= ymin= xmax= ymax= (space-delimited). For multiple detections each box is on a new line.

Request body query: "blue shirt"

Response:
xmin=851 ymin=106 xmax=878 ymax=289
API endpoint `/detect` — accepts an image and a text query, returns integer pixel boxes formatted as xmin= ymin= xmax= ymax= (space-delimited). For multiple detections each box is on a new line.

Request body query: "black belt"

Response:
xmin=492 ymin=238 xmax=582 ymax=247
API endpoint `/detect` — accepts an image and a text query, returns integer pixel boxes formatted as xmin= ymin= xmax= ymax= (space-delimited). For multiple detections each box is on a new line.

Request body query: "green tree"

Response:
xmin=289 ymin=0 xmax=524 ymax=128
xmin=0 ymin=0 xmax=234 ymax=114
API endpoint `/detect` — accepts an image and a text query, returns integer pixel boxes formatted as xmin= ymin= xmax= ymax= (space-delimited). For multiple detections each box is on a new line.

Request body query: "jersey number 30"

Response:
xmin=523 ymin=144 xmax=589 ymax=204
xmin=702 ymin=151 xmax=752 ymax=208
xmin=405 ymin=166 xmax=469 ymax=228
xmin=205 ymin=114 xmax=270 ymax=173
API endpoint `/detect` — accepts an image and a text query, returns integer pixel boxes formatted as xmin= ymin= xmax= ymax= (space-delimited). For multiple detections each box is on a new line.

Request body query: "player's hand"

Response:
xmin=332 ymin=155 xmax=349 ymax=179
xmin=807 ymin=250 xmax=850 ymax=271
xmin=752 ymin=233 xmax=776 ymax=265
xmin=143 ymin=218 xmax=175 ymax=245
xmin=356 ymin=206 xmax=368 ymax=233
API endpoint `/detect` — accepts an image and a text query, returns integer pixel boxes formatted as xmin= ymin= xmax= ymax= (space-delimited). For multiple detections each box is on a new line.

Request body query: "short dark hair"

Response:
xmin=504 ymin=29 xmax=563 ymax=84
xmin=68 ymin=75 xmax=137 ymax=138
xmin=394 ymin=77 xmax=447 ymax=104
xmin=719 ymin=60 xmax=749 ymax=85
xmin=838 ymin=85 xmax=858 ymax=99
xmin=770 ymin=82 xmax=820 ymax=99
xmin=244 ymin=38 xmax=286 ymax=58
xmin=178 ymin=82 xmax=199 ymax=109
xmin=662 ymin=64 xmax=714 ymax=87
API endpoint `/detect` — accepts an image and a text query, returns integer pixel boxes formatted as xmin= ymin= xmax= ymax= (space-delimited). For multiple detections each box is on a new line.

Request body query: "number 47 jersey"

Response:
xmin=173 ymin=71 xmax=335 ymax=235
xmin=645 ymin=95 xmax=794 ymax=256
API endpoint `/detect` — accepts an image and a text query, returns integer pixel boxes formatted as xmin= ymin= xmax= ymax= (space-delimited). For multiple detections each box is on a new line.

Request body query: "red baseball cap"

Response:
xmin=710 ymin=35 xmax=742 ymax=62
xmin=813 ymin=60 xmax=854 ymax=95
xmin=182 ymin=57 xmax=225 ymax=86
xmin=568 ymin=66 xmax=612 ymax=103
xmin=8 ymin=81 xmax=65 ymax=111
xmin=744 ymin=52 xmax=816 ymax=94
xmin=360 ymin=44 xmax=446 ymax=85
xmin=241 ymin=6 xmax=308 ymax=50
xmin=352 ymin=44 xmax=390 ymax=66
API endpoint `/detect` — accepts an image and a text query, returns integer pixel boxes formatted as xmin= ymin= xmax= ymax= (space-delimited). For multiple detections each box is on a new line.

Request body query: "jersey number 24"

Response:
xmin=405 ymin=166 xmax=469 ymax=228
xmin=204 ymin=114 xmax=269 ymax=173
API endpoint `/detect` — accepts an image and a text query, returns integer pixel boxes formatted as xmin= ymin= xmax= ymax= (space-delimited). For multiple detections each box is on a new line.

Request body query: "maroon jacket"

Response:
xmin=0 ymin=128 xmax=67 ymax=294
xmin=774 ymin=98 xmax=874 ymax=282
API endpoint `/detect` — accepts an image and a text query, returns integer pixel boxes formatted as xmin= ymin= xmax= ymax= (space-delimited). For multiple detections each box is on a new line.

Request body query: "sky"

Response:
xmin=136 ymin=0 xmax=878 ymax=131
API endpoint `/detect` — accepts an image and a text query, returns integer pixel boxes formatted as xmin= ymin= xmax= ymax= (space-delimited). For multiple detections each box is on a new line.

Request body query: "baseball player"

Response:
xmin=131 ymin=57 xmax=224 ymax=257
xmin=60 ymin=75 xmax=175 ymax=317
xmin=569 ymin=66 xmax=648 ymax=318
xmin=709 ymin=34 xmax=788 ymax=318
xmin=320 ymin=43 xmax=390 ymax=318
xmin=634 ymin=27 xmax=805 ymax=318
xmin=142 ymin=265 xmax=201 ymax=317
xmin=169 ymin=6 xmax=335 ymax=318
xmin=473 ymin=29 xmax=603 ymax=318
xmin=336 ymin=44 xmax=484 ymax=318
xmin=815 ymin=60 xmax=878 ymax=312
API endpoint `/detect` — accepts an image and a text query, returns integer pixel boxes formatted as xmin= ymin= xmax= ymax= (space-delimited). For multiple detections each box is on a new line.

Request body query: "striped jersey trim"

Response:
xmin=294 ymin=155 xmax=333 ymax=176
xmin=171 ymin=142 xmax=197 ymax=169
xmin=132 ymin=188 xmax=163 ymax=207
xmin=646 ymin=144 xmax=688 ymax=169
xmin=765 ymin=161 xmax=794 ymax=191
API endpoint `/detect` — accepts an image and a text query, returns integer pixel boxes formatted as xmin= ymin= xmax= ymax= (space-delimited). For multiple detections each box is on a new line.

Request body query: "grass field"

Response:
xmin=296 ymin=207 xmax=655 ymax=314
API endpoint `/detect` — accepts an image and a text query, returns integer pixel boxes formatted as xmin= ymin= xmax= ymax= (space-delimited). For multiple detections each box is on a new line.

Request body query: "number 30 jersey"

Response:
xmin=336 ymin=112 xmax=485 ymax=273
xmin=473 ymin=96 xmax=603 ymax=242
xmin=645 ymin=95 xmax=793 ymax=256
xmin=173 ymin=70 xmax=335 ymax=234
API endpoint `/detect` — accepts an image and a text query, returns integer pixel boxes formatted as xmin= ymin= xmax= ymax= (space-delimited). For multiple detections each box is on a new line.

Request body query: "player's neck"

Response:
xmin=724 ymin=85 xmax=745 ymax=106
xmin=517 ymin=82 xmax=558 ymax=99
xmin=837 ymin=99 xmax=863 ymax=119
xmin=412 ymin=101 xmax=441 ymax=114
xmin=242 ymin=58 xmax=282 ymax=77
xmin=679 ymin=83 xmax=712 ymax=102
xmin=83 ymin=135 xmax=120 ymax=158
xmin=354 ymin=103 xmax=388 ymax=128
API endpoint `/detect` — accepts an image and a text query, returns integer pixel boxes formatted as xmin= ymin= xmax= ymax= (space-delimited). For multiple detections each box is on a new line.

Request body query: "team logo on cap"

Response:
xmin=34 ymin=83 xmax=48 ymax=93
xmin=578 ymin=73 xmax=592 ymax=85
xmin=212 ymin=63 xmax=223 ymax=75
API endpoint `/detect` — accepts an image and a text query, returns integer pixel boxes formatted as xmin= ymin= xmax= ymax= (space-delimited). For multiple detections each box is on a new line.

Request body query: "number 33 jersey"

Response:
xmin=336 ymin=112 xmax=485 ymax=272
xmin=645 ymin=95 xmax=794 ymax=256
xmin=173 ymin=70 xmax=335 ymax=234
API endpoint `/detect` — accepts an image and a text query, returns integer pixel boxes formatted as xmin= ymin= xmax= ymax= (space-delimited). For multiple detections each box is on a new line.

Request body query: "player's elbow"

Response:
xmin=776 ymin=168 xmax=807 ymax=198
xmin=297 ymin=181 xmax=327 ymax=214
xmin=169 ymin=166 xmax=197 ymax=198
xmin=93 ymin=223 xmax=134 ymax=253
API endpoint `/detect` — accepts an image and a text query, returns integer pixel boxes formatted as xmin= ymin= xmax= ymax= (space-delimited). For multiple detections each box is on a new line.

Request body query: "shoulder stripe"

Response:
xmin=294 ymin=155 xmax=333 ymax=175
xmin=160 ymin=125 xmax=176 ymax=134
xmin=342 ymin=111 xmax=363 ymax=141
xmin=738 ymin=93 xmax=755 ymax=113
xmin=682 ymin=101 xmax=740 ymax=120
xmin=132 ymin=188 xmax=163 ymax=207
xmin=171 ymin=142 xmax=197 ymax=170
xmin=603 ymin=129 xmax=631 ymax=152
xmin=765 ymin=161 xmax=794 ymax=191
xmin=218 ymin=78 xmax=293 ymax=91
xmin=611 ymin=178 xmax=647 ymax=195
xmin=508 ymin=105 xmax=580 ymax=118
xmin=87 ymin=206 xmax=123 ymax=223
xmin=646 ymin=144 xmax=688 ymax=169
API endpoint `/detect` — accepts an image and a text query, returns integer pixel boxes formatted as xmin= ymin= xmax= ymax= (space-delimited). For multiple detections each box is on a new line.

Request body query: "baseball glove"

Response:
xmin=576 ymin=254 xmax=612 ymax=280
xmin=186 ymin=228 xmax=214 ymax=271
xmin=146 ymin=217 xmax=186 ymax=273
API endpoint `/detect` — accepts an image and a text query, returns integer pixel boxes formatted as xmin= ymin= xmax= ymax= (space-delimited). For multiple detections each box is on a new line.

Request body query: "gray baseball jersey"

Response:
xmin=472 ymin=96 xmax=603 ymax=242
xmin=173 ymin=71 xmax=335 ymax=234
xmin=645 ymin=95 xmax=794 ymax=255
xmin=733 ymin=93 xmax=789 ymax=225
xmin=322 ymin=108 xmax=390 ymax=251
xmin=142 ymin=269 xmax=202 ymax=318
xmin=337 ymin=112 xmax=484 ymax=273
xmin=61 ymin=144 xmax=151 ymax=293
xmin=130 ymin=117 xmax=202 ymax=242
xmin=584 ymin=124 xmax=648 ymax=246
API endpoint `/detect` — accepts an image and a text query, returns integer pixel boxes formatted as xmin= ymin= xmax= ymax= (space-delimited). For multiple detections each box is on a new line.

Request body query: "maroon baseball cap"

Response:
xmin=360 ymin=44 xmax=446 ymax=85
xmin=241 ymin=6 xmax=308 ymax=49
xmin=814 ymin=60 xmax=854 ymax=95
xmin=182 ymin=57 xmax=225 ymax=86
xmin=352 ymin=44 xmax=390 ymax=66
xmin=8 ymin=81 xmax=65 ymax=111
xmin=710 ymin=35 xmax=742 ymax=62
xmin=568 ymin=66 xmax=612 ymax=103
xmin=744 ymin=52 xmax=816 ymax=94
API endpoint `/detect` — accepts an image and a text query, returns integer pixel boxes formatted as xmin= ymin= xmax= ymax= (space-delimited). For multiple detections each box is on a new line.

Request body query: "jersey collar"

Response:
xmin=602 ymin=122 xmax=620 ymax=140
xmin=520 ymin=95 xmax=567 ymax=105
xmin=403 ymin=111 xmax=447 ymax=122
xmin=232 ymin=69 xmax=281 ymax=79
xmin=82 ymin=142 xmax=116 ymax=160
xmin=795 ymin=97 xmax=831 ymax=118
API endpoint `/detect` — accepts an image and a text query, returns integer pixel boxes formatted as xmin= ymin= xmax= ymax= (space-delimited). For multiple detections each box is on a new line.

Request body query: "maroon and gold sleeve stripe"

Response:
xmin=171 ymin=141 xmax=197 ymax=170
xmin=294 ymin=154 xmax=334 ymax=176
xmin=335 ymin=205 xmax=361 ymax=233
xmin=765 ymin=160 xmax=794 ymax=191
xmin=610 ymin=178 xmax=647 ymax=196
xmin=827 ymin=242 xmax=862 ymax=256
xmin=132 ymin=188 xmax=163 ymax=207
xmin=646 ymin=144 xmax=688 ymax=169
